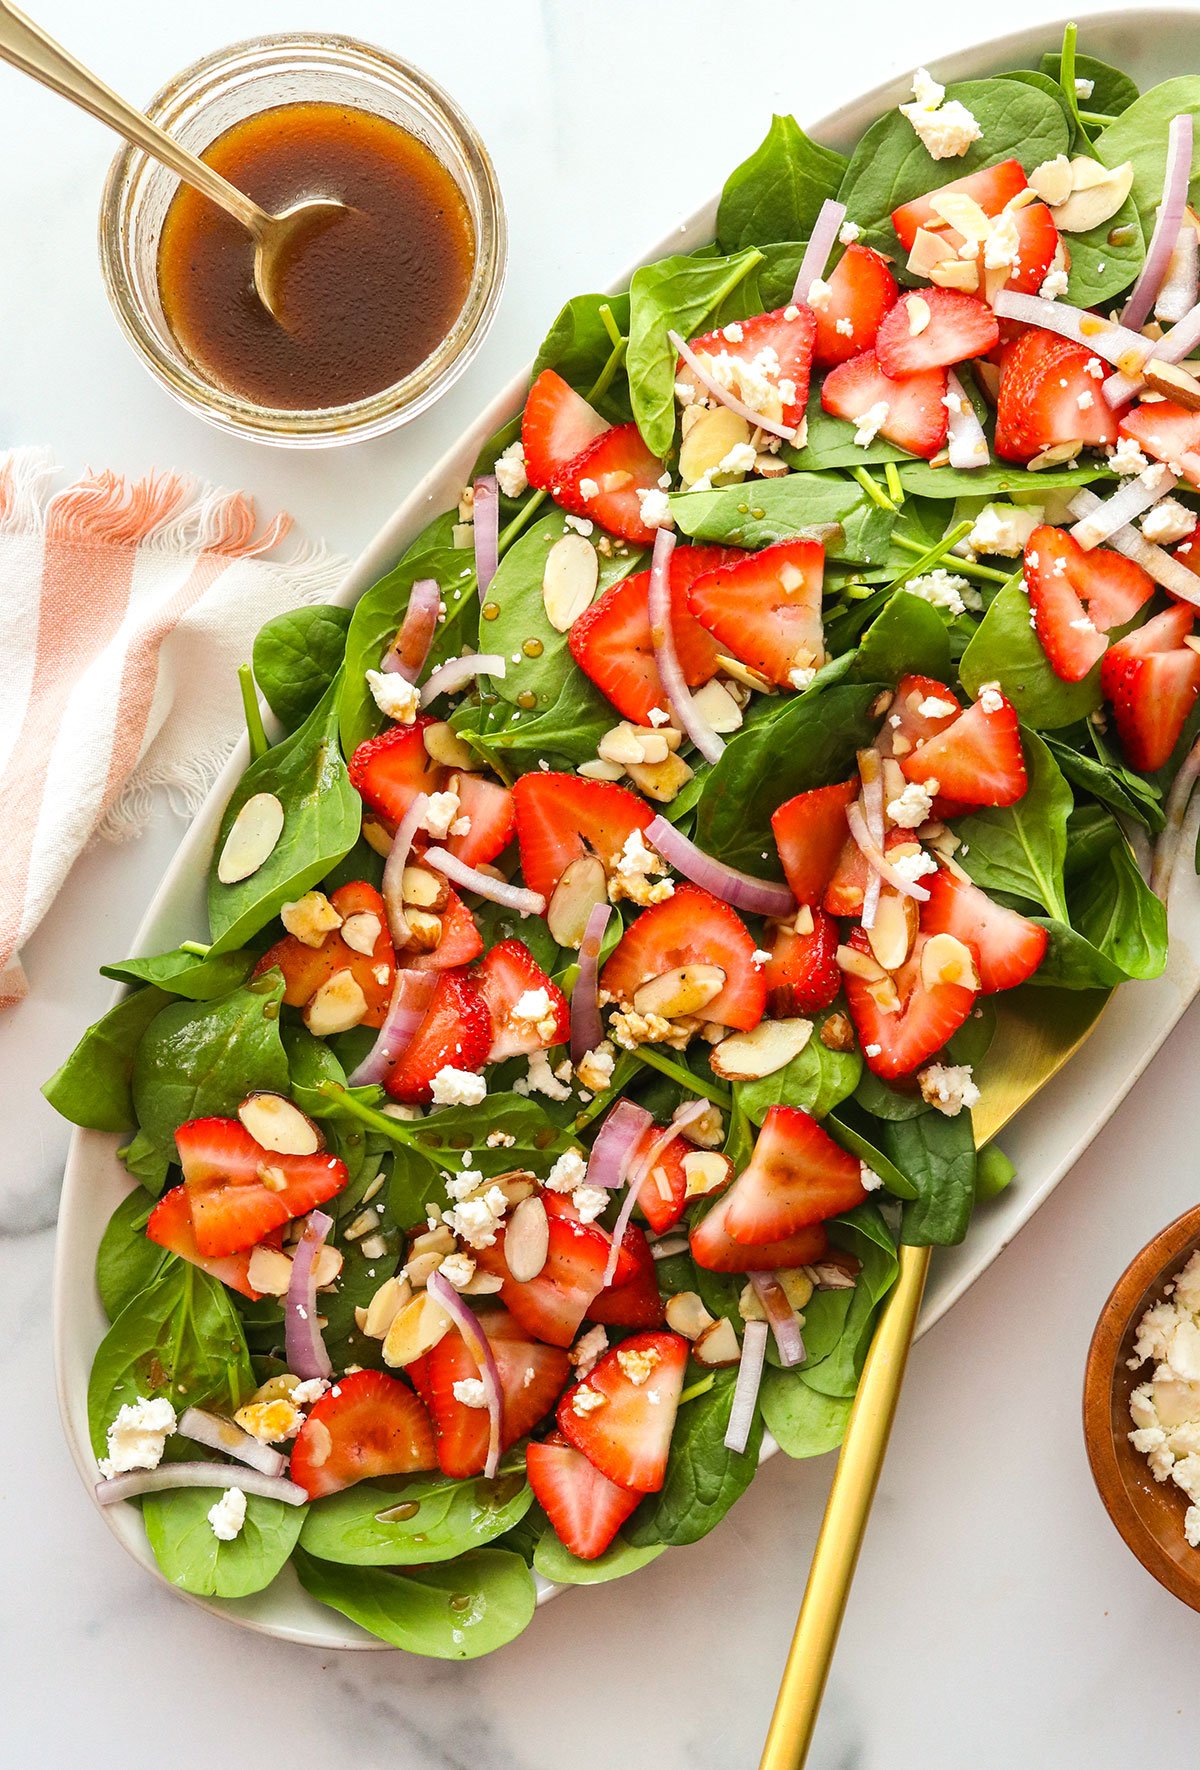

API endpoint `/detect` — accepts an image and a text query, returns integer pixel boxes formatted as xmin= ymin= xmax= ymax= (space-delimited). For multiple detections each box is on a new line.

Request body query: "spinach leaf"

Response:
xmin=300 ymin=1469 xmax=531 ymax=1565
xmin=454 ymin=668 xmax=617 ymax=775
xmin=716 ymin=114 xmax=848 ymax=251
xmin=627 ymin=248 xmax=763 ymax=457
xmin=798 ymin=1205 xmax=898 ymax=1394
xmin=850 ymin=588 xmax=952 ymax=686
xmin=670 ymin=471 xmax=894 ymax=564
xmin=959 ymin=575 xmax=1102 ymax=730
xmin=760 ymin=1371 xmax=852 ymax=1458
xmin=252 ymin=604 xmax=351 ymax=733
xmin=854 ymin=1070 xmax=927 ymax=1122
xmin=534 ymin=1527 xmax=665 ymax=1586
xmin=1064 ymin=193 xmax=1144 ymax=308
xmin=96 ymin=1189 xmax=168 ymax=1321
xmin=43 ymin=985 xmax=168 ymax=1132
xmin=737 ymin=1015 xmax=862 ymax=1125
xmin=955 ymin=729 xmax=1072 ymax=920
xmin=532 ymin=291 xmax=632 ymax=419
xmin=896 ymin=459 xmax=1111 ymax=500
xmin=143 ymin=1489 xmax=306 ymax=1598
xmin=100 ymin=947 xmax=255 ymax=1002
xmin=397 ymin=1093 xmax=577 ymax=1177
xmin=1095 ymin=79 xmax=1200 ymax=239
xmin=887 ymin=1107 xmax=977 ymax=1246
xmin=1033 ymin=827 xmax=1168 ymax=987
xmin=118 ymin=1128 xmax=172 ymax=1194
xmin=1039 ymin=49 xmax=1139 ymax=119
xmin=787 ymin=386 xmax=910 ymax=472
xmin=824 ymin=1106 xmax=918 ymax=1201
xmin=624 ymin=1368 xmax=763 ymax=1547
xmin=293 ymin=1546 xmax=536 ymax=1658
xmin=1045 ymin=733 xmax=1164 ymax=832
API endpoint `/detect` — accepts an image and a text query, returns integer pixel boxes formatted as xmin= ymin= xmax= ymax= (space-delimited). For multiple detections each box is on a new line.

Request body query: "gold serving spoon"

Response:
xmin=758 ymin=983 xmax=1110 ymax=1769
xmin=0 ymin=0 xmax=347 ymax=321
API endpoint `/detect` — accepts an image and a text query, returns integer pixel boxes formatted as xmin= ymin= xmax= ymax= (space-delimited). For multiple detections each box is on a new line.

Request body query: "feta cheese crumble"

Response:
xmin=1141 ymin=498 xmax=1198 ymax=546
xmin=1128 ymin=1251 xmax=1200 ymax=1545
xmin=904 ymin=569 xmax=980 ymax=616
xmin=892 ymin=849 xmax=938 ymax=885
xmin=452 ymin=1377 xmax=489 ymax=1409
xmin=443 ymin=1185 xmax=510 ymax=1249
xmin=545 ymin=1148 xmax=588 ymax=1194
xmin=965 ymin=503 xmax=1042 ymax=557
xmin=919 ymin=1062 xmax=980 ymax=1117
xmin=860 ymin=1163 xmax=884 ymax=1192
xmin=637 ymin=487 xmax=674 ymax=530
xmin=208 ymin=1487 xmax=247 ymax=1541
xmin=807 ymin=277 xmax=833 ymax=312
xmin=1110 ymin=436 xmax=1150 ymax=475
xmin=494 ymin=440 xmax=528 ymax=499
xmin=570 ymin=1324 xmax=608 ymax=1377
xmin=366 ymin=670 xmax=420 ymax=724
xmin=430 ymin=1066 xmax=487 ymax=1107
xmin=421 ymin=789 xmax=461 ymax=839
xmin=887 ymin=779 xmax=938 ymax=828
xmin=900 ymin=67 xmax=982 ymax=160
xmin=98 ymin=1396 xmax=177 ymax=1479
xmin=853 ymin=401 xmax=890 ymax=447
xmin=977 ymin=682 xmax=1005 ymax=714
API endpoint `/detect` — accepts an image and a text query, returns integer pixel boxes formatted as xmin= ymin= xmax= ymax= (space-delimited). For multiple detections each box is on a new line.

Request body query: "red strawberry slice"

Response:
xmin=407 ymin=886 xmax=484 ymax=973
xmin=1024 ymin=524 xmax=1155 ymax=682
xmin=677 ymin=304 xmax=816 ymax=430
xmin=567 ymin=545 xmax=732 ymax=724
xmin=763 ymin=909 xmax=841 ymax=1014
xmin=921 ymin=863 xmax=1048 ymax=992
xmin=254 ymin=881 xmax=396 ymax=1027
xmin=690 ymin=1192 xmax=831 ymax=1273
xmin=512 ymin=771 xmax=654 ymax=902
xmin=875 ymin=289 xmax=999 ymax=376
xmin=585 ymin=1222 xmax=665 ymax=1329
xmin=770 ymin=777 xmax=858 ymax=905
xmin=540 ymin=1191 xmax=639 ymax=1283
xmin=823 ymin=828 xmax=915 ymax=918
xmin=630 ymin=1126 xmax=690 ymax=1235
xmin=474 ymin=938 xmax=570 ymax=1061
xmin=348 ymin=717 xmax=444 ymax=826
xmin=521 ymin=369 xmax=609 ymax=491
xmin=892 ymin=160 xmax=1060 ymax=299
xmin=1101 ymin=604 xmax=1200 ymax=770
xmin=1002 ymin=201 xmax=1064 ymax=295
xmin=995 ymin=328 xmax=1117 ymax=463
xmin=383 ymin=970 xmax=491 ymax=1104
xmin=877 ymin=674 xmax=963 ymax=762
xmin=723 ymin=1105 xmax=866 ymax=1244
xmin=1119 ymin=400 xmax=1200 ymax=487
xmin=552 ymin=423 xmax=666 ymax=546
xmin=686 ymin=538 xmax=825 ymax=689
xmin=557 ymin=1330 xmax=688 ymax=1493
xmin=289 ymin=1370 xmax=437 ymax=1499
xmin=526 ymin=1433 xmax=642 ymax=1560
xmin=899 ymin=690 xmax=1026 ymax=807
xmin=842 ymin=926 xmax=978 ymax=1080
xmin=821 ymin=349 xmax=948 ymax=459
xmin=812 ymin=244 xmax=899 ymax=368
xmin=474 ymin=1197 xmax=636 ymax=1350
xmin=410 ymin=1309 xmax=571 ymax=1479
xmin=441 ymin=773 xmax=515 ymax=869
xmin=146 ymin=1185 xmax=262 ymax=1299
xmin=891 ymin=159 xmax=1030 ymax=249
xmin=175 ymin=1117 xmax=347 ymax=1259
xmin=600 ymin=884 xmax=766 ymax=1032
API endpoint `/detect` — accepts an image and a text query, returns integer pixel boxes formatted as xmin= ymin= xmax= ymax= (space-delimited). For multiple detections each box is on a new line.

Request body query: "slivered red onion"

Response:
xmin=420 ymin=653 xmax=506 ymax=706
xmin=585 ymin=1097 xmax=654 ymax=1191
xmin=603 ymin=1100 xmax=709 ymax=1288
xmin=846 ymin=801 xmax=931 ymax=901
xmin=1151 ymin=733 xmax=1200 ymax=899
xmin=422 ymin=846 xmax=545 ymax=917
xmin=285 ymin=1210 xmax=334 ymax=1383
xmin=724 ymin=1319 xmax=768 ymax=1453
xmin=748 ymin=1271 xmax=806 ymax=1368
xmin=382 ymin=578 xmax=440 ymax=680
xmin=646 ymin=527 xmax=726 ymax=765
xmin=992 ymin=290 xmax=1152 ymax=370
xmin=791 ymin=199 xmax=847 ymax=305
xmin=1069 ymin=464 xmax=1178 ymax=549
xmin=1156 ymin=224 xmax=1200 ymax=325
xmin=1104 ymin=299 xmax=1200 ymax=407
xmin=382 ymin=790 xmax=430 ymax=950
xmin=473 ymin=475 xmax=499 ymax=595
xmin=858 ymin=752 xmax=886 ymax=932
xmin=1066 ymin=489 xmax=1200 ymax=606
xmin=96 ymin=1463 xmax=308 ymax=1507
xmin=668 ymin=328 xmax=798 ymax=443
xmin=1123 ymin=114 xmax=1194 ymax=331
xmin=178 ymin=1408 xmax=286 ymax=1479
xmin=427 ymin=1271 xmax=503 ymax=1479
xmin=570 ymin=900 xmax=612 ymax=1064
xmin=945 ymin=370 xmax=989 ymax=471
xmin=644 ymin=814 xmax=793 ymax=916
xmin=348 ymin=969 xmax=437 ymax=1086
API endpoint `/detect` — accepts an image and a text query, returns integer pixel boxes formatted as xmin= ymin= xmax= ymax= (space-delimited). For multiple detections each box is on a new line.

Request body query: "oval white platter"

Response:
xmin=53 ymin=6 xmax=1200 ymax=1648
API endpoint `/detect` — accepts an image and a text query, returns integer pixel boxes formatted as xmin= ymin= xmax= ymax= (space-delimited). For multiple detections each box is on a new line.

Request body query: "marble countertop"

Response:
xmin=5 ymin=2 xmax=1200 ymax=1764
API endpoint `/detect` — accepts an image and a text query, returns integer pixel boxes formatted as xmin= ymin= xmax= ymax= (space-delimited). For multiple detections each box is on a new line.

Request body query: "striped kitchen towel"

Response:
xmin=0 ymin=447 xmax=347 ymax=1008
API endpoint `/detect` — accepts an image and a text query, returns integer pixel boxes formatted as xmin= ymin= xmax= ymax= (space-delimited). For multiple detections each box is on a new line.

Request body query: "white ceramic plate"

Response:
xmin=53 ymin=7 xmax=1200 ymax=1647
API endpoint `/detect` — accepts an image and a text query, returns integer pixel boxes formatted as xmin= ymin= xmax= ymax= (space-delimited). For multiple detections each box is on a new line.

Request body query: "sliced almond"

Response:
xmin=1145 ymin=358 xmax=1200 ymax=412
xmin=906 ymin=294 xmax=931 ymax=337
xmin=505 ymin=1195 xmax=549 ymax=1282
xmin=906 ymin=226 xmax=956 ymax=279
xmin=247 ymin=1246 xmax=294 ymax=1297
xmin=820 ymin=1011 xmax=855 ymax=1052
xmin=692 ymin=1316 xmax=742 ymax=1368
xmin=866 ymin=974 xmax=902 ymax=1014
xmin=423 ymin=721 xmax=480 ymax=770
xmin=625 ymin=751 xmax=694 ymax=803
xmin=401 ymin=865 xmax=450 ymax=911
xmin=836 ymin=943 xmax=887 ymax=984
xmin=340 ymin=910 xmax=384 ymax=954
xmin=920 ymin=931 xmax=980 ymax=992
xmin=810 ymin=1252 xmax=861 ymax=1289
xmin=929 ymin=190 xmax=992 ymax=243
xmin=598 ymin=722 xmax=650 ymax=767
xmin=312 ymin=1245 xmax=344 ymax=1288
xmin=361 ymin=816 xmax=395 ymax=859
xmin=547 ymin=853 xmax=608 ymax=948
xmin=928 ymin=257 xmax=980 ymax=293
xmin=491 ymin=1168 xmax=539 ymax=1207
xmin=238 ymin=1091 xmax=323 ymax=1156
xmin=402 ymin=909 xmax=443 ymax=954
xmin=216 ymin=792 xmax=284 ymax=885
xmin=363 ymin=1274 xmax=412 ymax=1339
xmin=665 ymin=1291 xmax=716 ymax=1340
xmin=460 ymin=1269 xmax=505 ymax=1296
xmin=382 ymin=1290 xmax=452 ymax=1368
xmin=633 ymin=963 xmax=726 ymax=1019
xmin=304 ymin=969 xmax=369 ymax=1036
xmin=679 ymin=405 xmax=753 ymax=488
xmin=793 ymin=903 xmax=814 ymax=936
xmin=542 ymin=532 xmax=599 ymax=632
xmin=281 ymin=890 xmax=342 ymax=947
xmin=1054 ymin=158 xmax=1134 ymax=232
xmin=682 ymin=1149 xmax=733 ymax=1199
xmin=689 ymin=679 xmax=744 ymax=734
xmin=714 ymin=653 xmax=775 ymax=694
xmin=578 ymin=758 xmax=626 ymax=781
xmin=709 ymin=1016 xmax=812 ymax=1081
xmin=411 ymin=1224 xmax=456 ymax=1259
xmin=1028 ymin=153 xmax=1073 ymax=207
xmin=865 ymin=892 xmax=918 ymax=973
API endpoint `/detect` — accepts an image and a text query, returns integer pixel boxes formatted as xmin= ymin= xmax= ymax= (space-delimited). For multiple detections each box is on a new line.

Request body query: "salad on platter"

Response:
xmin=46 ymin=25 xmax=1200 ymax=1658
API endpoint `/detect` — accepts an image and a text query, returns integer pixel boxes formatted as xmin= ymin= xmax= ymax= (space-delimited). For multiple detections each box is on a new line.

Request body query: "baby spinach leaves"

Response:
xmin=955 ymin=729 xmax=1072 ymax=920
xmin=760 ymin=1373 xmax=853 ymax=1459
xmin=799 ymin=1205 xmax=898 ymax=1390
xmin=1096 ymin=78 xmax=1200 ymax=239
xmin=716 ymin=114 xmax=848 ymax=252
xmin=1045 ymin=731 xmax=1164 ymax=832
xmin=670 ymin=471 xmax=894 ymax=563
xmin=143 ymin=1489 xmax=306 ymax=1599
xmin=1040 ymin=49 xmax=1139 ymax=121
xmin=737 ymin=1016 xmax=862 ymax=1126
xmin=896 ymin=460 xmax=1111 ymax=501
xmin=532 ymin=291 xmax=633 ymax=419
xmin=625 ymin=1368 xmax=764 ymax=1548
xmin=96 ymin=1189 xmax=168 ymax=1321
xmin=252 ymin=604 xmax=351 ymax=734
xmin=627 ymin=247 xmax=764 ymax=457
xmin=534 ymin=1527 xmax=665 ymax=1586
xmin=299 ymin=1470 xmax=531 ymax=1566
xmin=42 ymin=985 xmax=168 ymax=1132
xmin=293 ymin=1546 xmax=537 ymax=1658
xmin=101 ymin=946 xmax=255 ymax=1002
xmin=959 ymin=576 xmax=1102 ymax=730
xmin=1033 ymin=820 xmax=1167 ymax=988
xmin=850 ymin=587 xmax=952 ymax=686
xmin=885 ymin=1108 xmax=977 ymax=1247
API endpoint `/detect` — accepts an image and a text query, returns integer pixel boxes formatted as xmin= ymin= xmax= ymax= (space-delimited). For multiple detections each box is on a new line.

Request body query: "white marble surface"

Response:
xmin=5 ymin=1 xmax=1200 ymax=1763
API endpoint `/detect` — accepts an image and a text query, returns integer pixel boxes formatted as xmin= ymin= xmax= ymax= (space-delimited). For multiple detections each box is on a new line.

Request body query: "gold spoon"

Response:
xmin=0 ymin=0 xmax=347 ymax=321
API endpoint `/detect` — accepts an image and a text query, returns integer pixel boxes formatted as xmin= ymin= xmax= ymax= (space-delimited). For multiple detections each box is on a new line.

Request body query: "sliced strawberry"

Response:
xmin=686 ymin=538 xmax=825 ymax=689
xmin=921 ymin=863 xmax=1048 ymax=992
xmin=512 ymin=771 xmax=654 ymax=902
xmin=289 ymin=1370 xmax=436 ymax=1499
xmin=474 ymin=1209 xmax=618 ymax=1348
xmin=1002 ymin=202 xmax=1063 ymax=296
xmin=994 ymin=328 xmax=1117 ymax=463
xmin=411 ymin=1308 xmax=571 ymax=1479
xmin=521 ymin=369 xmax=609 ymax=491
xmin=877 ymin=674 xmax=963 ymax=762
xmin=821 ymin=349 xmax=948 ymax=459
xmin=407 ymin=886 xmax=484 ymax=973
xmin=1119 ymin=399 xmax=1200 ymax=487
xmin=348 ymin=717 xmax=443 ymax=826
xmin=842 ymin=926 xmax=978 ymax=1081
xmin=1102 ymin=605 xmax=1200 ymax=770
xmin=383 ymin=970 xmax=491 ymax=1104
xmin=552 ymin=423 xmax=665 ymax=546
xmin=145 ymin=1185 xmax=261 ymax=1299
xmin=475 ymin=938 xmax=570 ymax=1061
xmin=892 ymin=159 xmax=1030 ymax=249
xmin=690 ymin=1192 xmax=831 ymax=1273
xmin=723 ymin=1105 xmax=865 ymax=1244
xmin=823 ymin=827 xmax=914 ymax=918
xmin=677 ymin=304 xmax=816 ymax=430
xmin=566 ymin=545 xmax=732 ymax=724
xmin=526 ymin=1433 xmax=642 ymax=1559
xmin=875 ymin=289 xmax=999 ymax=377
xmin=631 ymin=1126 xmax=690 ymax=1235
xmin=254 ymin=881 xmax=397 ymax=1027
xmin=600 ymin=884 xmax=766 ymax=1031
xmin=441 ymin=773 xmax=515 ymax=869
xmin=585 ymin=1223 xmax=665 ymax=1329
xmin=771 ymin=778 xmax=858 ymax=905
xmin=1025 ymin=524 xmax=1155 ymax=683
xmin=812 ymin=244 xmax=898 ymax=369
xmin=540 ymin=1191 xmax=638 ymax=1283
xmin=899 ymin=691 xmax=1026 ymax=807
xmin=175 ymin=1117 xmax=347 ymax=1259
xmin=763 ymin=909 xmax=841 ymax=1014
xmin=557 ymin=1330 xmax=688 ymax=1493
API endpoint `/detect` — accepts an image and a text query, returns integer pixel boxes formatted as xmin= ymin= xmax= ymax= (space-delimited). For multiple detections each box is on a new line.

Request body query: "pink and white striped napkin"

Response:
xmin=0 ymin=447 xmax=346 ymax=1008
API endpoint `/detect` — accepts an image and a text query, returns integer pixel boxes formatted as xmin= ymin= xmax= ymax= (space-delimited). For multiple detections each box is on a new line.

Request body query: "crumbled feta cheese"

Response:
xmin=983 ymin=211 xmax=1021 ymax=270
xmin=445 ymin=1167 xmax=485 ymax=1201
xmin=919 ymin=1062 xmax=980 ymax=1116
xmin=430 ymin=1065 xmax=487 ymax=1107
xmin=853 ymin=401 xmax=890 ymax=446
xmin=789 ymin=665 xmax=817 ymax=691
xmin=916 ymin=696 xmax=957 ymax=719
xmin=486 ymin=1129 xmax=516 ymax=1148
xmin=98 ymin=1396 xmax=177 ymax=1479
xmin=572 ymin=1185 xmax=609 ymax=1223
xmin=966 ymin=503 xmax=1042 ymax=557
xmin=609 ymin=827 xmax=673 ymax=907
xmin=718 ymin=440 xmax=759 ymax=477
xmin=453 ymin=1377 xmax=489 ymax=1409
xmin=366 ymin=669 xmax=420 ymax=724
xmin=572 ymin=1386 xmax=606 ymax=1416
xmin=904 ymin=569 xmax=979 ymax=616
xmin=1069 ymin=615 xmax=1098 ymax=633
xmin=576 ymin=1041 xmax=616 ymax=1093
xmin=1075 ymin=76 xmax=1094 ymax=99
xmin=578 ymin=477 xmax=600 ymax=501
xmin=617 ymin=1344 xmax=661 ymax=1386
xmin=637 ymin=487 xmax=673 ymax=530
xmin=839 ymin=221 xmax=861 ymax=245
xmin=564 ymin=513 xmax=594 ymax=536
xmin=860 ymin=1163 xmax=884 ymax=1192
xmin=1142 ymin=498 xmax=1198 ymax=545
xmin=1077 ymin=390 xmax=1095 ymax=411
xmin=752 ymin=948 xmax=771 ymax=965
xmin=290 ymin=1379 xmax=330 ymax=1406
xmin=421 ymin=789 xmax=461 ymax=839
xmin=835 ymin=317 xmax=855 ymax=338
xmin=807 ymin=277 xmax=833 ymax=312
xmin=545 ymin=1149 xmax=588 ymax=1194
xmin=522 ymin=1049 xmax=573 ymax=1101
xmin=722 ymin=320 xmax=745 ymax=343
xmin=1109 ymin=435 xmax=1149 ymax=475
xmin=570 ymin=1324 xmax=608 ymax=1376
xmin=977 ymin=681 xmax=1005 ymax=714
xmin=1039 ymin=266 xmax=1070 ymax=301
xmin=443 ymin=1185 xmax=510 ymax=1249
xmin=886 ymin=779 xmax=938 ymax=828
xmin=1128 ymin=1253 xmax=1200 ymax=1540
xmin=865 ymin=1042 xmax=882 ymax=1057
xmin=494 ymin=440 xmax=528 ymax=499
xmin=513 ymin=987 xmax=551 ymax=1024
xmin=439 ymin=1252 xmax=477 ymax=1289
xmin=208 ymin=1487 xmax=247 ymax=1542
xmin=892 ymin=849 xmax=938 ymax=885
xmin=900 ymin=68 xmax=982 ymax=159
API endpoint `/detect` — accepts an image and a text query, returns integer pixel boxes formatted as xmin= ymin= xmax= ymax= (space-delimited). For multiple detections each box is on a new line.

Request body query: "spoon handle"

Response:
xmin=0 ymin=0 xmax=270 ymax=235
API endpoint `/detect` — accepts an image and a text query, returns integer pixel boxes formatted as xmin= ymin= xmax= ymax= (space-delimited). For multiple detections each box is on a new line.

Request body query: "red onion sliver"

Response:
xmin=846 ymin=801 xmax=931 ymax=902
xmin=992 ymin=290 xmax=1151 ymax=370
xmin=382 ymin=790 xmax=431 ymax=950
xmin=427 ymin=1271 xmax=504 ymax=1479
xmin=724 ymin=1319 xmax=768 ymax=1453
xmin=422 ymin=846 xmax=546 ymax=917
xmin=945 ymin=370 xmax=989 ymax=471
xmin=585 ymin=1097 xmax=654 ymax=1192
xmin=790 ymin=199 xmax=847 ymax=305
xmin=1069 ymin=464 xmax=1178 ymax=549
xmin=420 ymin=653 xmax=506 ymax=707
xmin=603 ymin=1099 xmax=710 ymax=1289
xmin=1151 ymin=732 xmax=1200 ymax=900
xmin=473 ymin=475 xmax=499 ymax=596
xmin=1123 ymin=114 xmax=1194 ymax=331
xmin=1065 ymin=489 xmax=1200 ymax=607
xmin=177 ymin=1408 xmax=286 ymax=1479
xmin=859 ymin=754 xmax=886 ymax=933
xmin=570 ymin=900 xmax=612 ymax=1065
xmin=348 ymin=969 xmax=438 ymax=1086
xmin=96 ymin=1463 xmax=307 ymax=1507
xmin=747 ymin=1271 xmax=806 ymax=1368
xmin=382 ymin=578 xmax=440 ymax=680
xmin=1104 ymin=298 xmax=1200 ymax=407
xmin=285 ymin=1210 xmax=334 ymax=1383
xmin=668 ymin=329 xmax=798 ymax=443
xmin=646 ymin=526 xmax=726 ymax=765
xmin=1156 ymin=223 xmax=1200 ymax=325
xmin=644 ymin=814 xmax=793 ymax=916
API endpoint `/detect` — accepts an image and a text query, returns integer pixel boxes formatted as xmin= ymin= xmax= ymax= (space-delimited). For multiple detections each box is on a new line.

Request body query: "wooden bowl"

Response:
xmin=1083 ymin=1203 xmax=1200 ymax=1611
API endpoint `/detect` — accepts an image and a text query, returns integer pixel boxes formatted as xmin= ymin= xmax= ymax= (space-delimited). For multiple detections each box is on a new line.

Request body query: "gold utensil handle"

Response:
xmin=759 ymin=1243 xmax=931 ymax=1770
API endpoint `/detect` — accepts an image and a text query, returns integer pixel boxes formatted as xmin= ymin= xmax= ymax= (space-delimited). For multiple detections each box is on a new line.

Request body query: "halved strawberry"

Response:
xmin=823 ymin=827 xmax=914 ymax=918
xmin=567 ymin=545 xmax=731 ymax=724
xmin=686 ymin=538 xmax=825 ymax=689
xmin=348 ymin=717 xmax=443 ymax=826
xmin=557 ymin=1330 xmax=688 ymax=1493
xmin=512 ymin=771 xmax=654 ymax=902
xmin=899 ymin=691 xmax=1026 ymax=807
xmin=631 ymin=1126 xmax=690 ymax=1235
xmin=146 ymin=1185 xmax=262 ymax=1299
xmin=600 ymin=884 xmax=766 ymax=1031
xmin=289 ymin=1370 xmax=437 ymax=1499
xmin=474 ymin=938 xmax=569 ymax=1060
xmin=723 ymin=1105 xmax=866 ymax=1244
xmin=811 ymin=244 xmax=898 ymax=369
xmin=407 ymin=886 xmax=484 ymax=973
xmin=690 ymin=1192 xmax=831 ymax=1273
xmin=677 ymin=305 xmax=816 ymax=430
xmin=771 ymin=778 xmax=858 ymax=905
xmin=254 ymin=881 xmax=396 ymax=1027
xmin=877 ymin=674 xmax=963 ymax=761
xmin=383 ymin=970 xmax=491 ymax=1103
xmin=410 ymin=1308 xmax=571 ymax=1479
xmin=875 ymin=289 xmax=999 ymax=377
xmin=763 ymin=909 xmax=841 ymax=1014
xmin=994 ymin=328 xmax=1117 ymax=463
xmin=526 ymin=1433 xmax=642 ymax=1560
xmin=821 ymin=349 xmax=948 ymax=459
xmin=1119 ymin=399 xmax=1200 ymax=487
xmin=552 ymin=423 xmax=665 ymax=546
xmin=893 ymin=160 xmax=1060 ymax=298
xmin=521 ymin=369 xmax=609 ymax=491
xmin=1024 ymin=525 xmax=1155 ymax=682
xmin=1101 ymin=604 xmax=1200 ymax=770
xmin=441 ymin=773 xmax=515 ymax=869
xmin=891 ymin=160 xmax=1030 ymax=250
xmin=175 ymin=1117 xmax=347 ymax=1259
xmin=585 ymin=1222 xmax=665 ymax=1329
xmin=921 ymin=863 xmax=1048 ymax=992
xmin=474 ymin=1207 xmax=624 ymax=1348
xmin=842 ymin=927 xmax=978 ymax=1080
